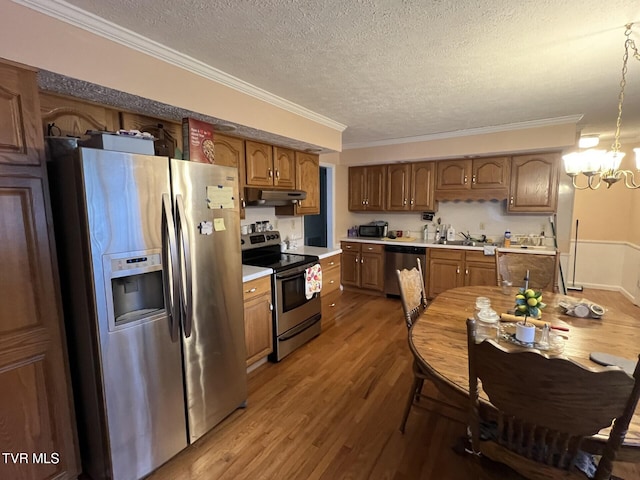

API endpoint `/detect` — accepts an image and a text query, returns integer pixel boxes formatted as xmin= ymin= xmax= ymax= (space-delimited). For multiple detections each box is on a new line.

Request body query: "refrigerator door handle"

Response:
xmin=162 ymin=193 xmax=181 ymax=342
xmin=176 ymin=194 xmax=193 ymax=338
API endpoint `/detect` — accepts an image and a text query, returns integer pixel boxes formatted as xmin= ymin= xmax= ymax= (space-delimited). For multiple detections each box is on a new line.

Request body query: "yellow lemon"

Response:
xmin=527 ymin=297 xmax=538 ymax=307
xmin=515 ymin=294 xmax=525 ymax=300
xmin=517 ymin=304 xmax=528 ymax=312
xmin=524 ymin=289 xmax=536 ymax=298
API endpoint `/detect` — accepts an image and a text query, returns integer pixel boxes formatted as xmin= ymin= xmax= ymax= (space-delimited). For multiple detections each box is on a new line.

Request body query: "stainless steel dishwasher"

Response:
xmin=384 ymin=245 xmax=427 ymax=296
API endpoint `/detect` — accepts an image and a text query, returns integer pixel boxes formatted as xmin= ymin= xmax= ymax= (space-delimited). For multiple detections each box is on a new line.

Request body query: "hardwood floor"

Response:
xmin=148 ymin=289 xmax=640 ymax=480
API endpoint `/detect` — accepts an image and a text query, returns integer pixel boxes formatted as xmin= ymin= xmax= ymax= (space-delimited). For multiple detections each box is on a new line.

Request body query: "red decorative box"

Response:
xmin=182 ymin=117 xmax=215 ymax=163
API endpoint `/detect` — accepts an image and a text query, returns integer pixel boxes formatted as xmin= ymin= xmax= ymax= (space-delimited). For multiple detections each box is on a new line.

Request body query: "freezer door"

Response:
xmin=80 ymin=149 xmax=188 ymax=480
xmin=170 ymin=159 xmax=247 ymax=442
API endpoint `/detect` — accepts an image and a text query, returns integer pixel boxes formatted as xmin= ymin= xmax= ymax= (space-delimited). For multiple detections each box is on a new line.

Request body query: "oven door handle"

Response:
xmin=275 ymin=263 xmax=316 ymax=280
xmin=278 ymin=313 xmax=321 ymax=342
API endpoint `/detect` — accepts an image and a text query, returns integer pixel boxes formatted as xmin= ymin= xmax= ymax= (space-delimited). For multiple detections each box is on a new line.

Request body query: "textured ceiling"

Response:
xmin=39 ymin=0 xmax=640 ymax=149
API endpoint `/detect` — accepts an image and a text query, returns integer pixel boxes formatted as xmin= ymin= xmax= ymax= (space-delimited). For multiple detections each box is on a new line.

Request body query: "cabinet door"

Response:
xmin=360 ymin=252 xmax=384 ymax=291
xmin=215 ymin=134 xmax=246 ymax=218
xmin=366 ymin=165 xmax=386 ymax=211
xmin=348 ymin=166 xmax=367 ymax=211
xmin=436 ymin=159 xmax=471 ymax=190
xmin=294 ymin=152 xmax=320 ymax=214
xmin=341 ymin=250 xmax=360 ymax=287
xmin=244 ymin=292 xmax=273 ymax=366
xmin=472 ymin=157 xmax=509 ymax=189
xmin=508 ymin=153 xmax=559 ymax=213
xmin=39 ymin=92 xmax=120 ymax=143
xmin=386 ymin=163 xmax=411 ymax=211
xmin=273 ymin=147 xmax=296 ymax=189
xmin=464 ymin=256 xmax=497 ymax=287
xmin=0 ymin=63 xmax=79 ymax=479
xmin=411 ymin=161 xmax=435 ymax=211
xmin=119 ymin=112 xmax=182 ymax=155
xmin=245 ymin=140 xmax=274 ymax=186
xmin=0 ymin=66 xmax=44 ymax=166
xmin=428 ymin=258 xmax=462 ymax=298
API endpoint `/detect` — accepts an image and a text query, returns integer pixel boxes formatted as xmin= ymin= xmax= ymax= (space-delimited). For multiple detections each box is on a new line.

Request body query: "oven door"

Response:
xmin=274 ymin=263 xmax=321 ymax=335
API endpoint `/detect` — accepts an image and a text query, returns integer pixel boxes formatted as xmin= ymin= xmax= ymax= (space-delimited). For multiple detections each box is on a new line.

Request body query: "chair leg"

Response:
xmin=400 ymin=375 xmax=422 ymax=433
xmin=414 ymin=377 xmax=425 ymax=402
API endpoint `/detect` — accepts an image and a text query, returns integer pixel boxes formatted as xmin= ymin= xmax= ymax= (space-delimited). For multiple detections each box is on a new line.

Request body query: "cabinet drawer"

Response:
xmin=322 ymin=265 xmax=341 ymax=295
xmin=341 ymin=241 xmax=361 ymax=252
xmin=243 ymin=275 xmax=272 ymax=301
xmin=320 ymin=254 xmax=341 ymax=271
xmin=465 ymin=250 xmax=496 ymax=264
xmin=360 ymin=243 xmax=384 ymax=254
xmin=428 ymin=248 xmax=464 ymax=261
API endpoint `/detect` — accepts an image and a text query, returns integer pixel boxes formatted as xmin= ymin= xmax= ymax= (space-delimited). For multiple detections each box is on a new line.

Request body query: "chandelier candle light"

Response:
xmin=563 ymin=23 xmax=640 ymax=189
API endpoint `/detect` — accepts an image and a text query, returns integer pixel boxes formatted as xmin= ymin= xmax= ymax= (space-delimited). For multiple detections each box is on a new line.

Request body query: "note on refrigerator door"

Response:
xmin=206 ymin=185 xmax=234 ymax=209
xmin=213 ymin=218 xmax=226 ymax=231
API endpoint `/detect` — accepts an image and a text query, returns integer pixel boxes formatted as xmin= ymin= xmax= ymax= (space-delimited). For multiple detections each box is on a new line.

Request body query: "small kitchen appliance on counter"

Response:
xmin=358 ymin=221 xmax=388 ymax=238
xmin=241 ymin=231 xmax=322 ymax=361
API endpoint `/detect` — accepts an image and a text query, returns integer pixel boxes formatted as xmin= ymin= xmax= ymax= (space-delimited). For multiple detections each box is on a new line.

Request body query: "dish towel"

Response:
xmin=305 ymin=264 xmax=322 ymax=299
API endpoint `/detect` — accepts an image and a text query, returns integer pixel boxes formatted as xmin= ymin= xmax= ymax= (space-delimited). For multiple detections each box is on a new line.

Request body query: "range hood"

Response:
xmin=244 ymin=188 xmax=307 ymax=206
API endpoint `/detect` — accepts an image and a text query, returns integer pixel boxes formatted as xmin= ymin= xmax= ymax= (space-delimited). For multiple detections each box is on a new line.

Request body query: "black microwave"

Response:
xmin=358 ymin=222 xmax=388 ymax=238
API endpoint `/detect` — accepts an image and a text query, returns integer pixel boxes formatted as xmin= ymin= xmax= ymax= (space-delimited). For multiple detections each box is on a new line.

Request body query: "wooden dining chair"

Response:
xmin=495 ymin=251 xmax=559 ymax=292
xmin=466 ymin=318 xmax=640 ymax=480
xmin=396 ymin=259 xmax=432 ymax=433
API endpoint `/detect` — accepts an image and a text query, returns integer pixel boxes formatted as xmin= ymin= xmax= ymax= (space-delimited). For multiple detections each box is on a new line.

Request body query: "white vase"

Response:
xmin=516 ymin=321 xmax=536 ymax=343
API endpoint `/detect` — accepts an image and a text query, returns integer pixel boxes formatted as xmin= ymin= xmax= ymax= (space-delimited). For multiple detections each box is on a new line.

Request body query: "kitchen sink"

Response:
xmin=436 ymin=240 xmax=497 ymax=247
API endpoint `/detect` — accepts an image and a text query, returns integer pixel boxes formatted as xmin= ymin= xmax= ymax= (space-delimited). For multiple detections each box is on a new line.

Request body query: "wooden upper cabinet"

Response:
xmin=472 ymin=157 xmax=509 ymax=189
xmin=436 ymin=159 xmax=471 ymax=190
xmin=245 ymin=140 xmax=274 ymax=186
xmin=39 ymin=91 xmax=119 ymax=140
xmin=0 ymin=65 xmax=44 ymax=166
xmin=435 ymin=157 xmax=509 ymax=201
xmin=273 ymin=147 xmax=296 ymax=189
xmin=294 ymin=152 xmax=319 ymax=214
xmin=214 ymin=133 xmax=246 ymax=218
xmin=386 ymin=162 xmax=435 ymax=211
xmin=214 ymin=133 xmax=244 ymax=168
xmin=386 ymin=163 xmax=411 ymax=210
xmin=275 ymin=151 xmax=319 ymax=216
xmin=352 ymin=165 xmax=386 ymax=210
xmin=508 ymin=153 xmax=560 ymax=213
xmin=411 ymin=162 xmax=435 ymax=211
xmin=119 ymin=112 xmax=182 ymax=156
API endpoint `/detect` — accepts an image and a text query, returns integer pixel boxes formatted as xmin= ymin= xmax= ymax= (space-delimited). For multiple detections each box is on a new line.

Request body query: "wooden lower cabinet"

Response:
xmin=1 ymin=61 xmax=79 ymax=479
xmin=243 ymin=276 xmax=273 ymax=366
xmin=427 ymin=248 xmax=496 ymax=298
xmin=320 ymin=254 xmax=342 ymax=329
xmin=340 ymin=242 xmax=385 ymax=293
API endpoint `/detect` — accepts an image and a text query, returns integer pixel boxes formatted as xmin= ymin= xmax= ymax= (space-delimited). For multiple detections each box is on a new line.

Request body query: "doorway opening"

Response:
xmin=304 ymin=165 xmax=333 ymax=247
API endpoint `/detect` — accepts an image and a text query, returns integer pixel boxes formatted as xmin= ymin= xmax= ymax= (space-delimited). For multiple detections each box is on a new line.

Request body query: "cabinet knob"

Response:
xmin=241 ymin=199 xmax=246 ymax=208
xmin=268 ymin=168 xmax=273 ymax=178
xmin=245 ymin=287 xmax=257 ymax=293
xmin=329 ymin=280 xmax=335 ymax=284
xmin=346 ymin=245 xmax=352 ymax=249
xmin=361 ymin=257 xmax=364 ymax=263
xmin=367 ymin=247 xmax=373 ymax=250
xmin=329 ymin=261 xmax=335 ymax=266
xmin=329 ymin=303 xmax=336 ymax=307
xmin=275 ymin=169 xmax=280 ymax=179
xmin=362 ymin=200 xmax=365 ymax=205
xmin=456 ymin=267 xmax=460 ymax=274
xmin=463 ymin=175 xmax=468 ymax=184
xmin=465 ymin=268 xmax=469 ymax=275
xmin=403 ymin=199 xmax=407 ymax=205
xmin=510 ymin=196 xmax=514 ymax=205
xmin=410 ymin=199 xmax=414 ymax=205
xmin=355 ymin=256 xmax=359 ymax=263
xmin=269 ymin=303 xmax=273 ymax=311
xmin=472 ymin=175 xmax=477 ymax=184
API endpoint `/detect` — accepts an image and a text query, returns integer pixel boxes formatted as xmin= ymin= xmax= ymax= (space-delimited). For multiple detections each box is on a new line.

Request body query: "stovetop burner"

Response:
xmin=241 ymin=230 xmax=319 ymax=272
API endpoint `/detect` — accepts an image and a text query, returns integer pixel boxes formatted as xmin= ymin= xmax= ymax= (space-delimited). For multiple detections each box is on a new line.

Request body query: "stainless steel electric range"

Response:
xmin=241 ymin=231 xmax=321 ymax=362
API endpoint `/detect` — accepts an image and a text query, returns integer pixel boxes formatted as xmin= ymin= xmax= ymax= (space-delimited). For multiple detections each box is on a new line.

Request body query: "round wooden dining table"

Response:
xmin=409 ymin=285 xmax=640 ymax=458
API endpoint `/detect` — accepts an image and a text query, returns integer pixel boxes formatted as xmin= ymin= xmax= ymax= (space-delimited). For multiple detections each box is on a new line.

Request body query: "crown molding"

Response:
xmin=342 ymin=115 xmax=584 ymax=150
xmin=13 ymin=0 xmax=347 ymax=133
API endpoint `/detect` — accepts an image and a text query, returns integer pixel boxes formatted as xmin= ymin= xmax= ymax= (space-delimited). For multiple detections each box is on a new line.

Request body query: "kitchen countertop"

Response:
xmin=284 ymin=246 xmax=342 ymax=259
xmin=339 ymin=237 xmax=556 ymax=255
xmin=242 ymin=265 xmax=273 ymax=283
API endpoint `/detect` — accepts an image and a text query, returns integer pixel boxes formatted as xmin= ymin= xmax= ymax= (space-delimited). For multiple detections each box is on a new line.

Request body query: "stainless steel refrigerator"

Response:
xmin=47 ymin=146 xmax=247 ymax=480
